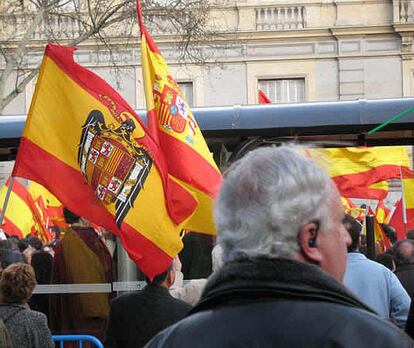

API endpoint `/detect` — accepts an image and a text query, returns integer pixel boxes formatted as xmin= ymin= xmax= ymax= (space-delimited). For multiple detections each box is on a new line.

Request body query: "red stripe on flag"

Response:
xmin=141 ymin=28 xmax=161 ymax=54
xmin=332 ymin=164 xmax=401 ymax=199
xmin=136 ymin=1 xmax=161 ymax=54
xmin=5 ymin=177 xmax=30 ymax=203
xmin=1 ymin=215 xmax=24 ymax=239
xmin=13 ymin=137 xmax=172 ymax=278
xmin=159 ymin=131 xmax=222 ymax=197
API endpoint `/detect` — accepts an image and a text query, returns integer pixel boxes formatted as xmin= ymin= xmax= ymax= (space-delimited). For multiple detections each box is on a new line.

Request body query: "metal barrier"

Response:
xmin=52 ymin=335 xmax=103 ymax=348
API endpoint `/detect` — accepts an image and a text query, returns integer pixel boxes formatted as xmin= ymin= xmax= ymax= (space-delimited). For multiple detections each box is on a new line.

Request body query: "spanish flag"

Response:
xmin=375 ymin=200 xmax=391 ymax=224
xmin=28 ymin=181 xmax=68 ymax=229
xmin=137 ymin=1 xmax=222 ymax=235
xmin=308 ymin=146 xmax=410 ymax=199
xmin=12 ymin=44 xmax=197 ymax=278
xmin=0 ymin=178 xmax=42 ymax=239
xmin=341 ymin=196 xmax=355 ymax=212
xmin=368 ymin=206 xmax=391 ymax=252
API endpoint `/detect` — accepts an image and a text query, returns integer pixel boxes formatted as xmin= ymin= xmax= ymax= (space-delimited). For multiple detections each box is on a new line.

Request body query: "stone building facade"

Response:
xmin=1 ymin=0 xmax=414 ymax=185
xmin=2 ymin=0 xmax=414 ymax=114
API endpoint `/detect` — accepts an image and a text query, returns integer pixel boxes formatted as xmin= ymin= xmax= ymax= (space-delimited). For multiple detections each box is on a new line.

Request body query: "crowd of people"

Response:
xmin=2 ymin=144 xmax=414 ymax=347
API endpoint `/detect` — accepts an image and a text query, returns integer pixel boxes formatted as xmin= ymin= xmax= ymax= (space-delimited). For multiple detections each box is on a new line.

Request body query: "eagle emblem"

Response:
xmin=78 ymin=110 xmax=152 ymax=227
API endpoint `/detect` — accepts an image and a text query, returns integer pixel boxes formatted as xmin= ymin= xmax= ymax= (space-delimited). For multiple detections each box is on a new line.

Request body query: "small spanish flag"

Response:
xmin=0 ymin=178 xmax=47 ymax=239
xmin=368 ymin=206 xmax=391 ymax=252
xmin=13 ymin=44 xmax=197 ymax=278
xmin=308 ymin=147 xmax=410 ymax=199
xmin=375 ymin=200 xmax=391 ymax=224
xmin=28 ymin=181 xmax=68 ymax=229
xmin=137 ymin=1 xmax=222 ymax=235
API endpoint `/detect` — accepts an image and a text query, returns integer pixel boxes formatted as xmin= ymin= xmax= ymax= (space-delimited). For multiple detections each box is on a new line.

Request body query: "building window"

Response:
xmin=178 ymin=82 xmax=194 ymax=107
xmin=258 ymin=78 xmax=305 ymax=104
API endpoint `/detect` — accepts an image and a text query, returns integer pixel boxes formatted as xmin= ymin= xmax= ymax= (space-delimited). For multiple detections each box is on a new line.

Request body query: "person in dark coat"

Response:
xmin=105 ymin=264 xmax=191 ymax=348
xmin=0 ymin=263 xmax=53 ymax=348
xmin=394 ymin=239 xmax=414 ymax=299
xmin=29 ymin=251 xmax=53 ymax=318
xmin=146 ymin=145 xmax=413 ymax=348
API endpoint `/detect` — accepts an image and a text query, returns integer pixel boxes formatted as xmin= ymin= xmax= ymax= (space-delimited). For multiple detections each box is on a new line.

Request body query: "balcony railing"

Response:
xmin=256 ymin=6 xmax=306 ymax=30
xmin=34 ymin=16 xmax=82 ymax=40
xmin=394 ymin=0 xmax=414 ymax=23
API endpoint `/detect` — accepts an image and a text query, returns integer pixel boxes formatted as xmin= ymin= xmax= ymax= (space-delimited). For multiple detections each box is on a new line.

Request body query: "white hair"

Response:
xmin=215 ymin=144 xmax=334 ymax=262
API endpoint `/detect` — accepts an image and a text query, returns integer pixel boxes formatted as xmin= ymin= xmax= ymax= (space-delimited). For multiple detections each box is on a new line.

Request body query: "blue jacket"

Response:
xmin=344 ymin=252 xmax=411 ymax=329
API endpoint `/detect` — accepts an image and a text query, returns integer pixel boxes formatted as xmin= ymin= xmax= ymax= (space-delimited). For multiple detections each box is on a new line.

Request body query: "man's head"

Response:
xmin=343 ymin=214 xmax=362 ymax=252
xmin=393 ymin=239 xmax=414 ymax=266
xmin=63 ymin=208 xmax=90 ymax=227
xmin=27 ymin=236 xmax=43 ymax=251
xmin=145 ymin=264 xmax=175 ymax=289
xmin=406 ymin=229 xmax=414 ymax=240
xmin=381 ymin=224 xmax=397 ymax=245
xmin=215 ymin=145 xmax=350 ymax=282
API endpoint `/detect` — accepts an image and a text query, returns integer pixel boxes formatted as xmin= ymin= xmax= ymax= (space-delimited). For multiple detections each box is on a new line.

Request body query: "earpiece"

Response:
xmin=308 ymin=238 xmax=317 ymax=248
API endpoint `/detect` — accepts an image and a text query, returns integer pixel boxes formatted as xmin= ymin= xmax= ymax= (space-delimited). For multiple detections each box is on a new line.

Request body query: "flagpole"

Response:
xmin=0 ymin=176 xmax=15 ymax=240
xmin=400 ymin=166 xmax=408 ymax=234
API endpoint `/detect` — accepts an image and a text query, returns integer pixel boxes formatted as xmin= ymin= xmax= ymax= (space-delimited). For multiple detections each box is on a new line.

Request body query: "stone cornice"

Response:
xmin=393 ymin=23 xmax=414 ymax=34
xmin=330 ymin=25 xmax=395 ymax=36
xmin=3 ymin=24 xmax=400 ymax=51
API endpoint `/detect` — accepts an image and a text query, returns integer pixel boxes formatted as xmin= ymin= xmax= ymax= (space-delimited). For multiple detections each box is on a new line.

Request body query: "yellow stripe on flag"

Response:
xmin=309 ymin=147 xmax=410 ymax=177
xmin=0 ymin=182 xmax=35 ymax=237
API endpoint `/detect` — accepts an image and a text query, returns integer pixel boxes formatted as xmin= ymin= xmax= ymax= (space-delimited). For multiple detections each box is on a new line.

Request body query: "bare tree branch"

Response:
xmin=0 ymin=0 xmax=219 ymax=114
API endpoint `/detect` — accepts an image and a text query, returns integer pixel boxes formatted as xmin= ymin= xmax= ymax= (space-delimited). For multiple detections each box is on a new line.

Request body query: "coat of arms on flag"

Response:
xmin=78 ymin=109 xmax=152 ymax=227
xmin=154 ymin=74 xmax=198 ymax=144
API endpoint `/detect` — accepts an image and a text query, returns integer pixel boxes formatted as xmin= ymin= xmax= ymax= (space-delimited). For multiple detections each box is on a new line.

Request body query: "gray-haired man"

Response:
xmin=146 ymin=145 xmax=413 ymax=348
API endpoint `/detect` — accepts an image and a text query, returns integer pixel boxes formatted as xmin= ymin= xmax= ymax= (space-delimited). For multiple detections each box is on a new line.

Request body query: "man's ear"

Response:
xmin=297 ymin=221 xmax=323 ymax=264
xmin=165 ymin=269 xmax=176 ymax=288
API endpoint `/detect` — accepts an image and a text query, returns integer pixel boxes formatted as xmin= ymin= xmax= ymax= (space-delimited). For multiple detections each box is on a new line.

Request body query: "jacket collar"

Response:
xmin=347 ymin=252 xmax=368 ymax=261
xmin=192 ymin=257 xmax=374 ymax=314
xmin=396 ymin=263 xmax=414 ymax=273
xmin=143 ymin=283 xmax=171 ymax=295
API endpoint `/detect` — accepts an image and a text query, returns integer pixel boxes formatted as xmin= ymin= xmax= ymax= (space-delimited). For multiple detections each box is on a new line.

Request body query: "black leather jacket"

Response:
xmin=146 ymin=258 xmax=414 ymax=348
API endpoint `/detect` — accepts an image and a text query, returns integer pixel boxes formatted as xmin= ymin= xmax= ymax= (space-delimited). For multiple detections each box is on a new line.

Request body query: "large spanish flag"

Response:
xmin=137 ymin=1 xmax=221 ymax=235
xmin=0 ymin=178 xmax=41 ymax=238
xmin=307 ymin=146 xmax=410 ymax=199
xmin=13 ymin=44 xmax=197 ymax=278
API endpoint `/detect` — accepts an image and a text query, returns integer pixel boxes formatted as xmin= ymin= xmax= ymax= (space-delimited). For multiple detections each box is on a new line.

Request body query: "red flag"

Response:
xmin=258 ymin=90 xmax=272 ymax=104
xmin=388 ymin=199 xmax=414 ymax=240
